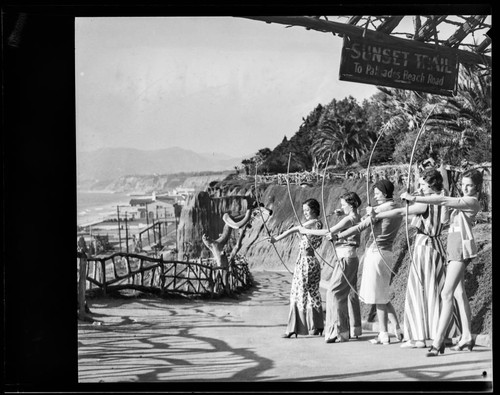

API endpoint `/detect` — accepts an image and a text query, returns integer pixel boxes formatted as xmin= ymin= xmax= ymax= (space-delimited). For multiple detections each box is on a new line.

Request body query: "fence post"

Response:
xmin=197 ymin=264 xmax=201 ymax=294
xmin=209 ymin=266 xmax=215 ymax=298
xmin=173 ymin=262 xmax=177 ymax=290
xmin=159 ymin=254 xmax=164 ymax=294
xmin=185 ymin=263 xmax=190 ymax=292
xmin=78 ymin=252 xmax=88 ymax=320
xmin=101 ymin=258 xmax=107 ymax=295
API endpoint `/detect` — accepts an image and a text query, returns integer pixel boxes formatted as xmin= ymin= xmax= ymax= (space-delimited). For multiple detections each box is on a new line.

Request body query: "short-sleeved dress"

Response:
xmin=286 ymin=219 xmax=324 ymax=335
xmin=358 ymin=201 xmax=402 ymax=304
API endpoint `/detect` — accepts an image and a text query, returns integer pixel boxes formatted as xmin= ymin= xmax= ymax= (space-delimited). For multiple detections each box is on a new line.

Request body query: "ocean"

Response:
xmin=77 ymin=191 xmax=133 ymax=227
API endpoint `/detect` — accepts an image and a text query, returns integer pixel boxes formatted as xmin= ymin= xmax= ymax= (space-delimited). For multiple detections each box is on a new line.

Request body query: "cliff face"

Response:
xmin=177 ymin=177 xmax=492 ymax=335
xmin=177 ymin=191 xmax=253 ymax=258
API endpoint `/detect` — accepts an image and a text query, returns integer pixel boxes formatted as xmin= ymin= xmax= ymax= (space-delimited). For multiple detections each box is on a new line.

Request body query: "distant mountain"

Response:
xmin=77 ymin=147 xmax=245 ymax=182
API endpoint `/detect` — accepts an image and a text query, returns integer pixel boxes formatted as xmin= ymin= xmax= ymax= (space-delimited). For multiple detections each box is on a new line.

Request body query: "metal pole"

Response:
xmin=117 ymin=206 xmax=122 ymax=252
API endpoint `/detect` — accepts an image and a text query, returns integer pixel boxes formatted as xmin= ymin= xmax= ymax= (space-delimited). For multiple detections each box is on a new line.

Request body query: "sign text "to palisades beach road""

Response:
xmin=339 ymin=37 xmax=458 ymax=96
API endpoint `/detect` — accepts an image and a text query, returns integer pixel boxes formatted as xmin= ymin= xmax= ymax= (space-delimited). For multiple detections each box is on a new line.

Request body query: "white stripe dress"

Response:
xmin=404 ymin=204 xmax=461 ymax=341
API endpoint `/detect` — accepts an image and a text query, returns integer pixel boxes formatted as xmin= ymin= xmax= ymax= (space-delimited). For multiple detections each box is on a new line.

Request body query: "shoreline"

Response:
xmin=77 ymin=189 xmax=121 ymax=194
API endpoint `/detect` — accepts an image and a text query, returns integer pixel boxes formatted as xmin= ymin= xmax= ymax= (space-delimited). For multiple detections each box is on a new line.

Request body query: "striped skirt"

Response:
xmin=403 ymin=233 xmax=461 ymax=341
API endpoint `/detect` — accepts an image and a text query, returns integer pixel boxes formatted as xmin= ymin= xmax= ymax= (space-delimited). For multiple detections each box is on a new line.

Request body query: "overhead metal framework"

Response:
xmin=244 ymin=15 xmax=491 ymax=67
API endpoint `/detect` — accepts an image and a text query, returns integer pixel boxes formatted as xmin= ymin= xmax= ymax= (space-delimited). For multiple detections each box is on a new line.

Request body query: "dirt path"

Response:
xmin=78 ymin=270 xmax=492 ymax=387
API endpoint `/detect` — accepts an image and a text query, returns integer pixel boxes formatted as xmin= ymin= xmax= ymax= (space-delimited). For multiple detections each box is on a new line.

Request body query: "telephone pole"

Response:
xmin=89 ymin=224 xmax=93 ymax=256
xmin=117 ymin=205 xmax=122 ymax=252
xmin=145 ymin=202 xmax=151 ymax=245
xmin=124 ymin=212 xmax=129 ymax=254
xmin=174 ymin=203 xmax=181 ymax=253
xmin=157 ymin=206 xmax=162 ymax=247
xmin=164 ymin=207 xmax=168 ymax=241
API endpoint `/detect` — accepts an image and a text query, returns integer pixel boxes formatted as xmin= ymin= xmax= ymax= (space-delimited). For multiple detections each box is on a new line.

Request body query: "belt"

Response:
xmin=336 ymin=245 xmax=357 ymax=259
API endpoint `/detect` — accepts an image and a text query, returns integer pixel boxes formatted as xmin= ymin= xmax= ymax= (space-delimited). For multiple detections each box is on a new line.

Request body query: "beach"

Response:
xmin=77 ymin=190 xmax=132 ymax=227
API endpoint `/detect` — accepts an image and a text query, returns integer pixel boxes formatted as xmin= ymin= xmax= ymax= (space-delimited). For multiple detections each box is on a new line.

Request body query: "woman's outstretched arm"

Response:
xmin=400 ymin=193 xmax=479 ymax=212
xmin=374 ymin=202 xmax=427 ymax=220
xmin=298 ymin=215 xmax=353 ymax=237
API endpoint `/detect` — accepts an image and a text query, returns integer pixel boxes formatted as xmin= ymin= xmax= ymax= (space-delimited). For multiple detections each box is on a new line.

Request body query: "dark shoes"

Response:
xmin=394 ymin=328 xmax=404 ymax=342
xmin=281 ymin=332 xmax=297 ymax=338
xmin=450 ymin=339 xmax=475 ymax=352
xmin=325 ymin=333 xmax=349 ymax=344
xmin=426 ymin=343 xmax=445 ymax=357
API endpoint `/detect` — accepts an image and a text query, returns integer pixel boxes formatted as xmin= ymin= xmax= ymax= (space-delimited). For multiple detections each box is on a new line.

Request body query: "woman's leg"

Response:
xmin=347 ymin=258 xmax=362 ymax=337
xmin=306 ymin=258 xmax=324 ymax=333
xmin=387 ymin=301 xmax=404 ymax=341
xmin=376 ymin=304 xmax=388 ymax=332
xmin=371 ymin=304 xmax=390 ymax=344
xmin=453 ymin=276 xmax=473 ymax=344
xmin=432 ymin=260 xmax=464 ymax=347
xmin=324 ymin=267 xmax=342 ymax=340
xmin=387 ymin=302 xmax=401 ymax=330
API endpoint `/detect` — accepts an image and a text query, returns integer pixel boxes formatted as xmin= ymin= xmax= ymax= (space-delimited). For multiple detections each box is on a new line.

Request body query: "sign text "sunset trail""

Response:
xmin=339 ymin=37 xmax=458 ymax=96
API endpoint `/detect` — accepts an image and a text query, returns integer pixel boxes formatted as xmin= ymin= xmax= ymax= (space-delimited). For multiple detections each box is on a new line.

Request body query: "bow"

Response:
xmin=254 ymin=162 xmax=293 ymax=274
xmin=366 ymin=126 xmax=397 ymax=277
xmin=285 ymin=152 xmax=302 ymax=226
xmin=286 ymin=152 xmax=332 ymax=268
xmin=405 ymin=103 xmax=438 ymax=288
xmin=321 ymin=153 xmax=364 ymax=301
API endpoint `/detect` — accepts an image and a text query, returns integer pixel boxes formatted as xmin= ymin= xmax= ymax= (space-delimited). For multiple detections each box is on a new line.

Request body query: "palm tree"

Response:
xmin=377 ymin=64 xmax=491 ymax=167
xmin=312 ymin=97 xmax=372 ymax=167
xmin=425 ymin=64 xmax=491 ymax=165
xmin=314 ymin=118 xmax=368 ymax=167
xmin=374 ymin=87 xmax=442 ymax=164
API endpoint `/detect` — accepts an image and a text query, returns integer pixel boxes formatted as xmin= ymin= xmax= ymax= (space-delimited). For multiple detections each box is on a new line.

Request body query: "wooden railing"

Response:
xmin=77 ymin=252 xmax=253 ymax=299
xmin=250 ymin=171 xmax=345 ymax=185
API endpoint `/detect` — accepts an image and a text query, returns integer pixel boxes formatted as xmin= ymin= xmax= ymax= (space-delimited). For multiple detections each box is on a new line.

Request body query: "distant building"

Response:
xmin=129 ymin=192 xmax=176 ymax=220
xmin=171 ymin=187 xmax=195 ymax=206
xmin=173 ymin=187 xmax=195 ymax=196
xmin=170 ymin=194 xmax=188 ymax=206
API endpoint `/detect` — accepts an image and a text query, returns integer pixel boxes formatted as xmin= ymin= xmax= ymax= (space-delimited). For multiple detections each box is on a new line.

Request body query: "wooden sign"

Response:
xmin=339 ymin=36 xmax=458 ymax=96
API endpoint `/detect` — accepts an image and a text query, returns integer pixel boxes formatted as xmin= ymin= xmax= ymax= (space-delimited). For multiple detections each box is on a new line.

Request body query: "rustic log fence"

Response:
xmin=250 ymin=171 xmax=346 ymax=185
xmin=77 ymin=252 xmax=253 ymax=302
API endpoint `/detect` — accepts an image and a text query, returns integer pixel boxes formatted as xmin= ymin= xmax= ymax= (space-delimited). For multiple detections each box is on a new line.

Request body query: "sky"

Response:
xmin=75 ymin=16 xmax=379 ymax=158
